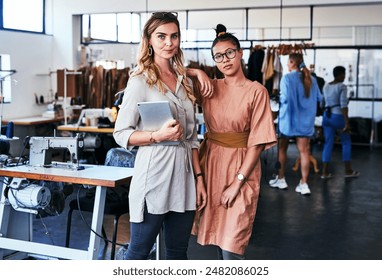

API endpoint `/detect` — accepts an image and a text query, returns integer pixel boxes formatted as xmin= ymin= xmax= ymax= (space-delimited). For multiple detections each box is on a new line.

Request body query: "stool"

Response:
xmin=65 ymin=190 xmax=129 ymax=260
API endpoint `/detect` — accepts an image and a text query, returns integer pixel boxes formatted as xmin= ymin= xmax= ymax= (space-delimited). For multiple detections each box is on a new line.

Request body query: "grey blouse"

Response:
xmin=323 ymin=82 xmax=348 ymax=115
xmin=113 ymin=73 xmax=199 ymax=223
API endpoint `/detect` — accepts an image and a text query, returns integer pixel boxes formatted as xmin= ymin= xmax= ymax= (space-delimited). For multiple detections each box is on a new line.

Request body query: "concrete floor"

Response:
xmin=31 ymin=143 xmax=382 ymax=260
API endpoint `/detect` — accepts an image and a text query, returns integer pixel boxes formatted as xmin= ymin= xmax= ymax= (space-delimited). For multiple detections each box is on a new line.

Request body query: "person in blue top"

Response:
xmin=321 ymin=66 xmax=360 ymax=179
xmin=269 ymin=53 xmax=322 ymax=195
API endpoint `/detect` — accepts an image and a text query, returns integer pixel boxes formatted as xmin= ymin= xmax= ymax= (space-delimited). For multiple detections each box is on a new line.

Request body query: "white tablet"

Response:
xmin=137 ymin=101 xmax=179 ymax=145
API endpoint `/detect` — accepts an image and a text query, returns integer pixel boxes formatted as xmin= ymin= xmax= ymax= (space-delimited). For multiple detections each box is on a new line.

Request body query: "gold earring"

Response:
xmin=148 ymin=46 xmax=153 ymax=56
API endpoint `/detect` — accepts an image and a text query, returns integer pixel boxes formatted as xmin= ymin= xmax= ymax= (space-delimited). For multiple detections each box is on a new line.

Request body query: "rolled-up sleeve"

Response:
xmin=183 ymin=77 xmax=199 ymax=149
xmin=113 ymin=76 xmax=146 ymax=150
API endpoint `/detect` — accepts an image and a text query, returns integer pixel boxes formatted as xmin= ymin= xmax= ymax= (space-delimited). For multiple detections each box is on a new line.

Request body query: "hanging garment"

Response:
xmin=247 ymin=48 xmax=265 ymax=83
xmin=272 ymin=51 xmax=283 ymax=92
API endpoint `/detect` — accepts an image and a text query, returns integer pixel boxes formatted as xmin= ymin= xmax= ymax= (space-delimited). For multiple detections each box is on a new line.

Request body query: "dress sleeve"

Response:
xmin=312 ymin=78 xmax=323 ymax=103
xmin=113 ymin=75 xmax=146 ymax=150
xmin=247 ymin=83 xmax=277 ymax=150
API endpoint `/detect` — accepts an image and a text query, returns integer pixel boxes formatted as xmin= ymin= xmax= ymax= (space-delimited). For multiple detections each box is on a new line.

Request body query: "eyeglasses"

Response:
xmin=151 ymin=12 xmax=178 ymax=19
xmin=212 ymin=48 xmax=238 ymax=63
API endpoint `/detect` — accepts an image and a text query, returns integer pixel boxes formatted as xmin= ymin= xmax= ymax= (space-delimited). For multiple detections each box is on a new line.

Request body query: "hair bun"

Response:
xmin=215 ymin=24 xmax=227 ymax=37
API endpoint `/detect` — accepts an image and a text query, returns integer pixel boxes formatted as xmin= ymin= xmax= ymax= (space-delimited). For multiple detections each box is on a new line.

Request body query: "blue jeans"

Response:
xmin=125 ymin=207 xmax=195 ymax=260
xmin=322 ymin=112 xmax=351 ymax=163
xmin=217 ymin=248 xmax=245 ymax=260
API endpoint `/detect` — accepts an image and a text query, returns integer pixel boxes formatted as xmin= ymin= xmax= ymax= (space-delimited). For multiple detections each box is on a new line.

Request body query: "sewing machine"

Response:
xmin=0 ymin=134 xmax=134 ymax=260
xmin=28 ymin=135 xmax=84 ymax=170
xmin=76 ymin=108 xmax=116 ymax=127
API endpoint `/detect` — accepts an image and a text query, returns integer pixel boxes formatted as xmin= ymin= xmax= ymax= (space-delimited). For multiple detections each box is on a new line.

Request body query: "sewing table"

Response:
xmin=0 ymin=164 xmax=133 ymax=260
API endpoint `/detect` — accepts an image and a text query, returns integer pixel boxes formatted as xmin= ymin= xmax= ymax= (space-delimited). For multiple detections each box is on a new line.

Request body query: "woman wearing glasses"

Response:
xmin=113 ymin=12 xmax=210 ymax=260
xmin=191 ymin=24 xmax=276 ymax=259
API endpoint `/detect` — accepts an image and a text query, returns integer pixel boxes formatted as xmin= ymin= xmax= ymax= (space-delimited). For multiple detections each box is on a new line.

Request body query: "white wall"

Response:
xmin=1 ymin=0 xmax=382 ymax=119
xmin=0 ymin=31 xmax=54 ymax=119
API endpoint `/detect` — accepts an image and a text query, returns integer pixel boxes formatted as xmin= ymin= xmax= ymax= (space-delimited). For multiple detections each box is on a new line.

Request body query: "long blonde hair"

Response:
xmin=289 ymin=53 xmax=312 ymax=98
xmin=132 ymin=13 xmax=195 ymax=103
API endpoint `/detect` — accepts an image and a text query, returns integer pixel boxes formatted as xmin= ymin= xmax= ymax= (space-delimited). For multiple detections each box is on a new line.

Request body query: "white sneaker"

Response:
xmin=269 ymin=175 xmax=279 ymax=185
xmin=295 ymin=182 xmax=311 ymax=195
xmin=269 ymin=177 xmax=288 ymax=189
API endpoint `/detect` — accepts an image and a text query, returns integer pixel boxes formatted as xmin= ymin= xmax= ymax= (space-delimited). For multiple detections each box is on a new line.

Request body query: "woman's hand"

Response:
xmin=342 ymin=121 xmax=351 ymax=133
xmin=154 ymin=119 xmax=183 ymax=142
xmin=187 ymin=68 xmax=214 ymax=98
xmin=220 ymin=182 xmax=241 ymax=209
xmin=196 ymin=177 xmax=207 ymax=211
xmin=196 ymin=70 xmax=213 ymax=98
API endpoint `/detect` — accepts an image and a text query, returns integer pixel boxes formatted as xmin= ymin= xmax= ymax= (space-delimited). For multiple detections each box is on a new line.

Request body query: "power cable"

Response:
xmin=75 ymin=186 xmax=127 ymax=247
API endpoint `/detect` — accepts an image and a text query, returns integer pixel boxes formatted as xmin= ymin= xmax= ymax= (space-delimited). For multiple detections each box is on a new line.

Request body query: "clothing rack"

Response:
xmin=183 ymin=41 xmax=315 ymax=69
xmin=249 ymin=42 xmax=315 ymax=56
xmin=184 ymin=41 xmax=315 ymax=53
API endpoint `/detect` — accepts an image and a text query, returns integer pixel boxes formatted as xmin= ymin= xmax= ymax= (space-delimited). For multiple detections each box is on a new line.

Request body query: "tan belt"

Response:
xmin=199 ymin=131 xmax=249 ymax=172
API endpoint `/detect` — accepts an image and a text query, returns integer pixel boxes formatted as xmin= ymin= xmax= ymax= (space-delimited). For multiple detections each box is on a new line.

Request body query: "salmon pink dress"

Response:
xmin=194 ymin=79 xmax=276 ymax=255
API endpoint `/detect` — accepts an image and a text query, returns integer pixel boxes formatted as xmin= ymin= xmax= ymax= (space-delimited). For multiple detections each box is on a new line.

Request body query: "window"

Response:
xmin=358 ymin=50 xmax=382 ymax=99
xmin=82 ymin=12 xmax=141 ymax=44
xmin=118 ymin=13 xmax=141 ymax=43
xmin=81 ymin=11 xmax=189 ymax=44
xmin=90 ymin=14 xmax=117 ymax=42
xmin=1 ymin=0 xmax=44 ymax=33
